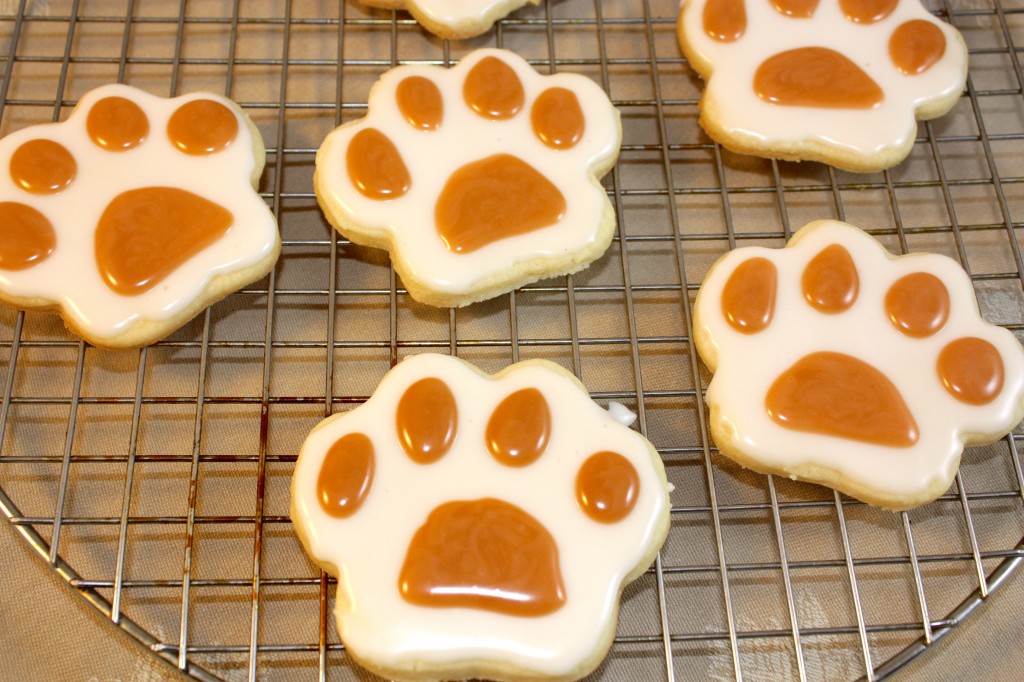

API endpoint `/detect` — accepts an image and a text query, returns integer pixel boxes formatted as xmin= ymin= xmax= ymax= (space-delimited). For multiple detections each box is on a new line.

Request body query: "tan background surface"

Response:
xmin=2 ymin=519 xmax=1023 ymax=680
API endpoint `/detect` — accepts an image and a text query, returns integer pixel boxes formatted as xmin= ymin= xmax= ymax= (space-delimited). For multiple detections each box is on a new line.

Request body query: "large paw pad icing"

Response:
xmin=358 ymin=0 xmax=540 ymax=39
xmin=290 ymin=353 xmax=670 ymax=681
xmin=0 ymin=84 xmax=280 ymax=348
xmin=694 ymin=221 xmax=1024 ymax=510
xmin=677 ymin=0 xmax=969 ymax=171
xmin=315 ymin=48 xmax=621 ymax=307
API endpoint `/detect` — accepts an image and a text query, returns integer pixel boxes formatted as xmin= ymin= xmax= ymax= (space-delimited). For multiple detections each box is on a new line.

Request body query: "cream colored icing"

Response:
xmin=290 ymin=353 xmax=669 ymax=678
xmin=695 ymin=220 xmax=1024 ymax=499
xmin=679 ymin=0 xmax=968 ymax=160
xmin=361 ymin=0 xmax=538 ymax=38
xmin=0 ymin=84 xmax=278 ymax=341
xmin=607 ymin=401 xmax=638 ymax=427
xmin=315 ymin=48 xmax=620 ymax=300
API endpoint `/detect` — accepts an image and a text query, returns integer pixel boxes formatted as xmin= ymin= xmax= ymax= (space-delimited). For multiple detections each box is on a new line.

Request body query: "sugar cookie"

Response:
xmin=314 ymin=48 xmax=621 ymax=307
xmin=0 ymin=84 xmax=281 ymax=348
xmin=677 ymin=0 xmax=968 ymax=172
xmin=694 ymin=220 xmax=1024 ymax=510
xmin=290 ymin=353 xmax=670 ymax=681
xmin=360 ymin=0 xmax=539 ymax=39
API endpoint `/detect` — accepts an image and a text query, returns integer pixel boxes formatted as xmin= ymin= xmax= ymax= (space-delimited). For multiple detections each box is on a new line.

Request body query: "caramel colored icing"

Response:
xmin=754 ymin=47 xmax=884 ymax=109
xmin=721 ymin=256 xmax=776 ymax=334
xmin=703 ymin=0 xmax=746 ymax=42
xmin=317 ymin=432 xmax=375 ymax=518
xmin=531 ymin=87 xmax=585 ymax=150
xmin=396 ymin=76 xmax=443 ymax=131
xmin=87 ymin=96 xmax=149 ymax=151
xmin=463 ymin=56 xmax=525 ymax=120
xmin=435 ymin=154 xmax=565 ymax=254
xmin=398 ymin=498 xmax=566 ymax=617
xmin=347 ymin=128 xmax=411 ymax=200
xmin=0 ymin=202 xmax=56 ymax=270
xmin=885 ymin=272 xmax=949 ymax=338
xmin=802 ymin=244 xmax=859 ymax=313
xmin=166 ymin=99 xmax=238 ymax=155
xmin=770 ymin=0 xmax=819 ymax=18
xmin=576 ymin=451 xmax=639 ymax=524
xmin=396 ymin=377 xmax=457 ymax=464
xmin=95 ymin=187 xmax=233 ymax=296
xmin=9 ymin=139 xmax=76 ymax=195
xmin=485 ymin=387 xmax=551 ymax=467
xmin=766 ymin=351 xmax=919 ymax=447
xmin=840 ymin=0 xmax=897 ymax=24
xmin=938 ymin=337 xmax=1004 ymax=406
xmin=889 ymin=20 xmax=947 ymax=76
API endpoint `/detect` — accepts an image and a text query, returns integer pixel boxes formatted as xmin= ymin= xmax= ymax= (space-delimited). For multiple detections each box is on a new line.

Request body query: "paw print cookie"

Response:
xmin=0 ymin=84 xmax=280 ymax=349
xmin=290 ymin=353 xmax=670 ymax=682
xmin=694 ymin=220 xmax=1024 ymax=510
xmin=359 ymin=0 xmax=539 ymax=39
xmin=677 ymin=0 xmax=968 ymax=172
xmin=315 ymin=48 xmax=621 ymax=307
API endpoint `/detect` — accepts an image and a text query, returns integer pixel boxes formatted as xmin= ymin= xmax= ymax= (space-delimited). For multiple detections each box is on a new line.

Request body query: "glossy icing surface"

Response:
xmin=434 ymin=154 xmax=567 ymax=254
xmin=464 ymin=55 xmax=525 ymax=119
xmin=773 ymin=0 xmax=818 ymax=18
xmin=842 ymin=0 xmax=897 ymax=23
xmin=166 ymin=99 xmax=238 ymax=155
xmin=576 ymin=451 xmax=640 ymax=524
xmin=885 ymin=271 xmax=949 ymax=337
xmin=938 ymin=337 xmax=1004 ymax=406
xmin=346 ymin=128 xmax=412 ymax=200
xmin=291 ymin=353 xmax=669 ymax=677
xmin=315 ymin=48 xmax=620 ymax=298
xmin=10 ymin=139 xmax=76 ymax=194
xmin=531 ymin=87 xmax=585 ymax=150
xmin=86 ymin=96 xmax=149 ymax=151
xmin=765 ymin=351 xmax=920 ymax=446
xmin=704 ymin=0 xmax=746 ymax=41
xmin=890 ymin=19 xmax=946 ymax=75
xmin=0 ymin=202 xmax=56 ymax=270
xmin=695 ymin=220 xmax=1024 ymax=500
xmin=317 ymin=432 xmax=375 ymax=518
xmin=801 ymin=243 xmax=858 ymax=313
xmin=396 ymin=377 xmax=458 ymax=463
xmin=679 ymin=0 xmax=967 ymax=160
xmin=95 ymin=187 xmax=234 ymax=296
xmin=485 ymin=386 xmax=551 ymax=467
xmin=398 ymin=497 xmax=567 ymax=617
xmin=753 ymin=47 xmax=884 ymax=109
xmin=0 ymin=84 xmax=278 ymax=341
xmin=396 ymin=76 xmax=443 ymax=131
xmin=721 ymin=256 xmax=776 ymax=333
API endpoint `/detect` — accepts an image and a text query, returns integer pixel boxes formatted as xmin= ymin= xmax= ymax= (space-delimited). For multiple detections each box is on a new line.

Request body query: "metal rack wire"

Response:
xmin=1 ymin=0 xmax=1023 ymax=680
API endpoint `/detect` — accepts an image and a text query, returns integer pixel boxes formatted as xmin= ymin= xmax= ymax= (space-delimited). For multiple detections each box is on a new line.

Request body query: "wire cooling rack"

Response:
xmin=2 ymin=0 xmax=1024 ymax=680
